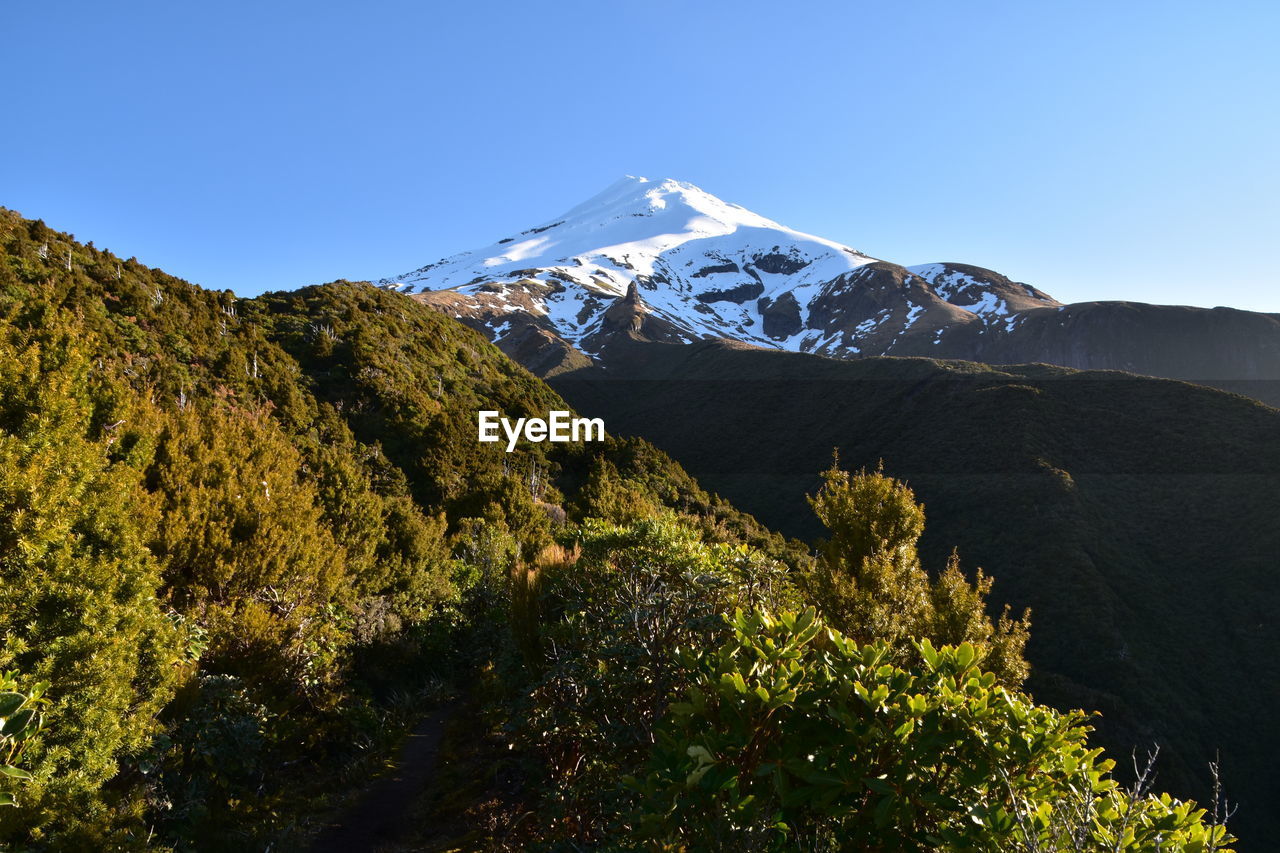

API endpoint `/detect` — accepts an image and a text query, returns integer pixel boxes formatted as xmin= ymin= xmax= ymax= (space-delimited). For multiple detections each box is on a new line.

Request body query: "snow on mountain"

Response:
xmin=376 ymin=176 xmax=1060 ymax=368
xmin=907 ymin=263 xmax=1059 ymax=319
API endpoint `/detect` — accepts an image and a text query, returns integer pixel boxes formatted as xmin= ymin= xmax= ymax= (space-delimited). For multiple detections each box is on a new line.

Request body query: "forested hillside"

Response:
xmin=0 ymin=210 xmax=1236 ymax=850
xmin=0 ymin=209 xmax=789 ymax=848
xmin=551 ymin=337 xmax=1280 ymax=844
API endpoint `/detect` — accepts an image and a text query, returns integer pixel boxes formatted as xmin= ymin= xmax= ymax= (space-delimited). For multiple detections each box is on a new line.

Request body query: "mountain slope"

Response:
xmin=0 ymin=208 xmax=797 ymax=847
xmin=378 ymin=177 xmax=1057 ymax=362
xmin=379 ymin=176 xmax=878 ymax=352
xmin=384 ymin=177 xmax=1280 ymax=401
xmin=548 ymin=340 xmax=1280 ymax=845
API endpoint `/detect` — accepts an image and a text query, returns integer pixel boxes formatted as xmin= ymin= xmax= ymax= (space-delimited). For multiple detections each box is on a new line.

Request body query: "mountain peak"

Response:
xmin=536 ymin=175 xmax=792 ymax=244
xmin=378 ymin=179 xmax=1059 ymax=366
xmin=377 ymin=176 xmax=872 ymax=301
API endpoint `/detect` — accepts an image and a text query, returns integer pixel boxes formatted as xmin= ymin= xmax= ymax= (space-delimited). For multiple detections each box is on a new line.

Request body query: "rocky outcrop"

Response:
xmin=695 ymin=280 xmax=765 ymax=304
xmin=757 ymin=292 xmax=802 ymax=338
xmin=600 ymin=282 xmax=646 ymax=333
xmin=589 ymin=282 xmax=691 ymax=350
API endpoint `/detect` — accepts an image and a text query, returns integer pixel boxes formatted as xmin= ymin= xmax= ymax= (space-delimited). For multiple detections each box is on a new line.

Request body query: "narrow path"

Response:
xmin=310 ymin=704 xmax=455 ymax=853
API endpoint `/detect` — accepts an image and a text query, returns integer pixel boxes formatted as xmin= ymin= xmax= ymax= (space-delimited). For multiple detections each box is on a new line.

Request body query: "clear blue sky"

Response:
xmin=5 ymin=1 xmax=1278 ymax=309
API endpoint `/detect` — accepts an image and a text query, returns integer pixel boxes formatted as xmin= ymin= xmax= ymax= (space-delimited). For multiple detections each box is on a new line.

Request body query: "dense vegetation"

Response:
xmin=0 ymin=209 xmax=1235 ymax=849
xmin=638 ymin=611 xmax=1228 ymax=851
xmin=552 ymin=338 xmax=1280 ymax=843
xmin=409 ymin=469 xmax=1231 ymax=850
xmin=0 ymin=209 xmax=786 ymax=848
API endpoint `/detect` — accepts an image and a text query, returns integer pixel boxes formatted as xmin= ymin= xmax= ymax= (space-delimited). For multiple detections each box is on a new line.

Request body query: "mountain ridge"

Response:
xmin=376 ymin=176 xmax=1059 ymax=357
xmin=381 ymin=177 xmax=1280 ymax=402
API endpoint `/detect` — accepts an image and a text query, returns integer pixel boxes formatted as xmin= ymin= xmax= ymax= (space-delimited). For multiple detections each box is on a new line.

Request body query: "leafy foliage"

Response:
xmin=633 ymin=608 xmax=1235 ymax=851
xmin=485 ymin=476 xmax=1229 ymax=850
xmin=0 ymin=320 xmax=183 ymax=843
xmin=0 ymin=672 xmax=47 ymax=808
xmin=552 ymin=340 xmax=1280 ymax=837
xmin=514 ymin=517 xmax=799 ymax=838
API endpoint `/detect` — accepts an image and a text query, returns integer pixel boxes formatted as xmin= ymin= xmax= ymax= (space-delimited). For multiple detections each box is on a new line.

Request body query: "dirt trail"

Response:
xmin=310 ymin=705 xmax=454 ymax=853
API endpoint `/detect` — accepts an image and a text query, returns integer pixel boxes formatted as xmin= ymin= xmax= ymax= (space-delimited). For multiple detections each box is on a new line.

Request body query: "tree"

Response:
xmin=805 ymin=459 xmax=1029 ymax=685
xmin=0 ymin=321 xmax=182 ymax=843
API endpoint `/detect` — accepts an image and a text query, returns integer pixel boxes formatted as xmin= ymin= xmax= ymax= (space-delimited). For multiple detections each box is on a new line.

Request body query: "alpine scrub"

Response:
xmin=632 ymin=608 xmax=1234 ymax=851
xmin=0 ymin=209 xmax=787 ymax=848
xmin=490 ymin=464 xmax=1235 ymax=850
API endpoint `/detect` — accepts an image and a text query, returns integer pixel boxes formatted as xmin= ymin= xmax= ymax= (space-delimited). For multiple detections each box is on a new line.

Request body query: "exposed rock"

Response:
xmin=600 ymin=281 xmax=646 ymax=333
xmin=495 ymin=322 xmax=591 ymax=377
xmin=757 ymin=292 xmax=802 ymax=338
xmin=691 ymin=261 xmax=741 ymax=277
xmin=695 ymin=280 xmax=765 ymax=304
xmin=752 ymin=251 xmax=810 ymax=275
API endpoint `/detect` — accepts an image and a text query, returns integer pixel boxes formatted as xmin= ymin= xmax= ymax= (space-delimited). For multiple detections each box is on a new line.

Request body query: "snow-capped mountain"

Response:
xmin=375 ymin=176 xmax=1060 ymax=371
xmin=376 ymin=176 xmax=1280 ymax=389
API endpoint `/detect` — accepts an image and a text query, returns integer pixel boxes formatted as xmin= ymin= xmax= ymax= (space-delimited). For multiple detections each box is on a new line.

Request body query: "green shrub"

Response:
xmin=0 ymin=671 xmax=47 ymax=808
xmin=517 ymin=516 xmax=799 ymax=841
xmin=631 ymin=608 xmax=1234 ymax=851
xmin=0 ymin=322 xmax=183 ymax=845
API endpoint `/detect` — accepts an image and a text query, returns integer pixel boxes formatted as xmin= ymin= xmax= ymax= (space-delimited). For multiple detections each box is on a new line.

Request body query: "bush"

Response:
xmin=0 ymin=323 xmax=182 ymax=844
xmin=516 ymin=516 xmax=799 ymax=841
xmin=631 ymin=608 xmax=1234 ymax=851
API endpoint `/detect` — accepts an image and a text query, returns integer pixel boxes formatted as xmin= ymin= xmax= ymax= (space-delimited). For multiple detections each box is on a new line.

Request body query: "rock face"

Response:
xmin=758 ymin=292 xmax=802 ymax=338
xmin=379 ymin=176 xmax=1280 ymax=400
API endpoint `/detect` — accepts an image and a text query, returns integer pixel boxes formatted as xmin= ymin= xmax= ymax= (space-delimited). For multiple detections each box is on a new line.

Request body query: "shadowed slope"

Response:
xmin=550 ymin=339 xmax=1280 ymax=844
